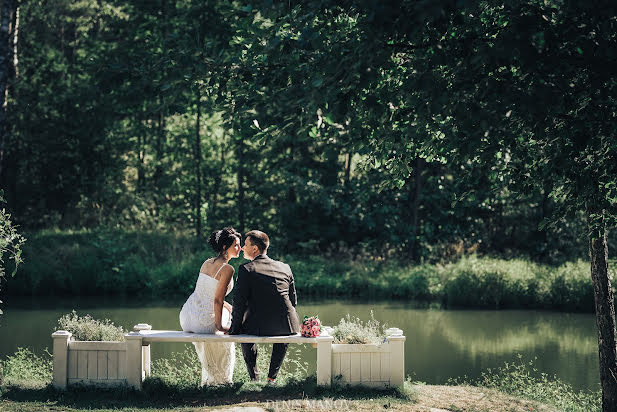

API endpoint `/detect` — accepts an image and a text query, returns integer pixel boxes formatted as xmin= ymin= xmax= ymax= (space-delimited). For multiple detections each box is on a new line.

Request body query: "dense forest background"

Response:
xmin=1 ymin=0 xmax=614 ymax=265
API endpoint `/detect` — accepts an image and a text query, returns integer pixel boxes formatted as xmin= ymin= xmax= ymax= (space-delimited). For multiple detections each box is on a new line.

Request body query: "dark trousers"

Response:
xmin=241 ymin=343 xmax=288 ymax=380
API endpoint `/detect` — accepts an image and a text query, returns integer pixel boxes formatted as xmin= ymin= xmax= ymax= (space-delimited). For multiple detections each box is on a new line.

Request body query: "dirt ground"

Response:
xmin=210 ymin=385 xmax=555 ymax=412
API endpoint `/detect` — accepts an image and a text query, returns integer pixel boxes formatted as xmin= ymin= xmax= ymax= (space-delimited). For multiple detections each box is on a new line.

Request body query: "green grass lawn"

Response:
xmin=0 ymin=346 xmax=600 ymax=412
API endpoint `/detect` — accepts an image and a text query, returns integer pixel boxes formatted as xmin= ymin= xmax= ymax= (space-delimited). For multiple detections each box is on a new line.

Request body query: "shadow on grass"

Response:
xmin=0 ymin=375 xmax=408 ymax=409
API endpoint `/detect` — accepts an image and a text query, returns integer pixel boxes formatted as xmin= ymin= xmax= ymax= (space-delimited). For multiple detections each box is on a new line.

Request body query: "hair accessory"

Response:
xmin=215 ymin=230 xmax=223 ymax=244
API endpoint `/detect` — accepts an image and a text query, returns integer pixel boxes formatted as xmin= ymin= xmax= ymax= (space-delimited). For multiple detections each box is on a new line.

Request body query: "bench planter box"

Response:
xmin=51 ymin=324 xmax=151 ymax=389
xmin=330 ymin=328 xmax=405 ymax=388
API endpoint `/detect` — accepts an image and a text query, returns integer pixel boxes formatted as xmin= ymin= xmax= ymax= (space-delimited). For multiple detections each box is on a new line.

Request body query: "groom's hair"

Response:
xmin=245 ymin=230 xmax=269 ymax=253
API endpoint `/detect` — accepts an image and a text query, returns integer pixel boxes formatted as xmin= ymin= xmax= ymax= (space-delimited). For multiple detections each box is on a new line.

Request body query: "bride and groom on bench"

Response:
xmin=179 ymin=228 xmax=300 ymax=386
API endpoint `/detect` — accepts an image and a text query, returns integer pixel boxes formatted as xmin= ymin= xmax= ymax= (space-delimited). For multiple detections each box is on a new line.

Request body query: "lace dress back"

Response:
xmin=179 ymin=260 xmax=235 ymax=385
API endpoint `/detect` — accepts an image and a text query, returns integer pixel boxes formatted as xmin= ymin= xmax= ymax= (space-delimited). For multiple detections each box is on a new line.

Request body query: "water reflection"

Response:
xmin=0 ymin=297 xmax=599 ymax=392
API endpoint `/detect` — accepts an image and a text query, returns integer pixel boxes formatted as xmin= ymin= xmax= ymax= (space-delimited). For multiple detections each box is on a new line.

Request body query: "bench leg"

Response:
xmin=386 ymin=328 xmax=406 ymax=388
xmin=125 ymin=334 xmax=144 ymax=390
xmin=51 ymin=331 xmax=71 ymax=389
xmin=142 ymin=344 xmax=151 ymax=378
xmin=316 ymin=335 xmax=333 ymax=386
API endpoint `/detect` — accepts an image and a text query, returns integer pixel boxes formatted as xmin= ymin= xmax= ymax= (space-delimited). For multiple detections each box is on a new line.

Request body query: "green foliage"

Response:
xmin=5 ymin=0 xmax=615 ymax=267
xmin=0 ymin=192 xmax=25 ymax=295
xmin=396 ymin=377 xmax=421 ymax=403
xmin=441 ymin=256 xmax=596 ymax=311
xmin=149 ymin=345 xmax=201 ymax=388
xmin=332 ymin=312 xmax=388 ymax=344
xmin=7 ymin=230 xmax=612 ymax=312
xmin=149 ymin=344 xmax=308 ymax=389
xmin=0 ymin=191 xmax=26 ymax=315
xmin=57 ymin=311 xmax=126 ymax=342
xmin=0 ymin=348 xmax=52 ymax=386
xmin=450 ymin=356 xmax=601 ymax=412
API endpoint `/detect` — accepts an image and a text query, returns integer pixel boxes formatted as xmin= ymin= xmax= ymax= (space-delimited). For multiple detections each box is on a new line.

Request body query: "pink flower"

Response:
xmin=312 ymin=326 xmax=321 ymax=336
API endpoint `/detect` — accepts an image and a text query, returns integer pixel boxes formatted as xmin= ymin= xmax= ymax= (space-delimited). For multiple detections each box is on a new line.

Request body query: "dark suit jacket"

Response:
xmin=229 ymin=254 xmax=300 ymax=336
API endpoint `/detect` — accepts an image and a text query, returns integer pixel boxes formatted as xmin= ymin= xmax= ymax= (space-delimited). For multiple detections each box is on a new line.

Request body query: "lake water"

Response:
xmin=0 ymin=296 xmax=600 ymax=392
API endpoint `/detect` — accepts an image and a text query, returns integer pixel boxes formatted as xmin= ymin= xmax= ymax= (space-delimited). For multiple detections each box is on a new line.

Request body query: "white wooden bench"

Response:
xmin=52 ymin=324 xmax=405 ymax=390
xmin=125 ymin=324 xmax=335 ymax=390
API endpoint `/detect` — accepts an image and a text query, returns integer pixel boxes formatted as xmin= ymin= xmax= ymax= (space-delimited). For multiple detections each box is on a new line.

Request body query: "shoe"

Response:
xmin=266 ymin=378 xmax=277 ymax=386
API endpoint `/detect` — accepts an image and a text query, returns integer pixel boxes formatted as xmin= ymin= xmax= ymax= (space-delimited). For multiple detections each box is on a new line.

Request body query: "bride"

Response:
xmin=179 ymin=227 xmax=241 ymax=386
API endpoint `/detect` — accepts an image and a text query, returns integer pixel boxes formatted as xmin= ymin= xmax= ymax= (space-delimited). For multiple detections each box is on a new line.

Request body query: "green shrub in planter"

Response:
xmin=57 ymin=310 xmax=126 ymax=341
xmin=332 ymin=312 xmax=388 ymax=344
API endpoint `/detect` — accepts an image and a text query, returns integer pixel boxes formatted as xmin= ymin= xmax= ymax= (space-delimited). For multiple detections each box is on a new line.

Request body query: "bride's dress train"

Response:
xmin=179 ymin=263 xmax=235 ymax=386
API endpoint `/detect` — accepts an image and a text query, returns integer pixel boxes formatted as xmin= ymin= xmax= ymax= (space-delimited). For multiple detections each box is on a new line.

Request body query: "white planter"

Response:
xmin=51 ymin=324 xmax=152 ymax=389
xmin=51 ymin=331 xmax=127 ymax=388
xmin=330 ymin=328 xmax=405 ymax=388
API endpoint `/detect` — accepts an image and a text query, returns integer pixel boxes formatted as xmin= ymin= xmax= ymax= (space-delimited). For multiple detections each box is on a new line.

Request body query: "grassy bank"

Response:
xmin=0 ymin=347 xmax=599 ymax=411
xmin=4 ymin=229 xmax=614 ymax=312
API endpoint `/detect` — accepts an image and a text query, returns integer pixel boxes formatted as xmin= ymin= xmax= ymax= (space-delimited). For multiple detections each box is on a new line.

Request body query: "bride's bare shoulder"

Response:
xmin=218 ymin=263 xmax=235 ymax=277
xmin=200 ymin=258 xmax=215 ymax=273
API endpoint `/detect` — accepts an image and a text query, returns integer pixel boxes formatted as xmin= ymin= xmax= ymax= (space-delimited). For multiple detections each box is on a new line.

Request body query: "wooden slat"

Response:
xmin=360 ymin=353 xmax=371 ymax=382
xmin=350 ymin=353 xmax=361 ymax=382
xmin=380 ymin=352 xmax=390 ymax=382
xmin=68 ymin=378 xmax=126 ymax=388
xmin=97 ymin=351 xmax=108 ymax=379
xmin=87 ymin=351 xmax=98 ymax=379
xmin=117 ymin=350 xmax=126 ymax=379
xmin=68 ymin=350 xmax=78 ymax=379
xmin=332 ymin=353 xmax=341 ymax=379
xmin=69 ymin=341 xmax=126 ymax=351
xmin=370 ymin=352 xmax=381 ymax=381
xmin=340 ymin=352 xmax=351 ymax=382
xmin=77 ymin=350 xmax=88 ymax=379
xmin=353 ymin=380 xmax=389 ymax=388
xmin=107 ymin=350 xmax=118 ymax=379
xmin=332 ymin=344 xmax=389 ymax=353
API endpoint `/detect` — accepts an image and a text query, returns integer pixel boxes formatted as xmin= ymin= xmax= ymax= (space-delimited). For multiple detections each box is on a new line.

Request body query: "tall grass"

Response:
xmin=0 ymin=348 xmax=52 ymax=387
xmin=449 ymin=356 xmax=601 ymax=412
xmin=0 ymin=344 xmax=308 ymax=390
xmin=5 ymin=229 xmax=613 ymax=312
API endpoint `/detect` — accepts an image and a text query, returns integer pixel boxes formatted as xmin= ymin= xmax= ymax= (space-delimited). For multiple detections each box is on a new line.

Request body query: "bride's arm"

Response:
xmin=214 ymin=267 xmax=234 ymax=333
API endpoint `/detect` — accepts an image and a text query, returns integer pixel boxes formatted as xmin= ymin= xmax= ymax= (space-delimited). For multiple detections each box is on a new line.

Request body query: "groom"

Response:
xmin=229 ymin=230 xmax=300 ymax=384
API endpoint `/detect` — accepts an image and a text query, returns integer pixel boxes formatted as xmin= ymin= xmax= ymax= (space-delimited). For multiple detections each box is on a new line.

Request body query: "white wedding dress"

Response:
xmin=179 ymin=261 xmax=235 ymax=386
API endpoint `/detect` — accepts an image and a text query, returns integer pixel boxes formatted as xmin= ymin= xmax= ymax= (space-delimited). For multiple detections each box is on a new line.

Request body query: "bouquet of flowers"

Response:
xmin=301 ymin=315 xmax=321 ymax=338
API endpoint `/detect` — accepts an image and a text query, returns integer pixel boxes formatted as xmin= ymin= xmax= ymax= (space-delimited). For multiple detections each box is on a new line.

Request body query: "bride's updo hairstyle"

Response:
xmin=208 ymin=227 xmax=241 ymax=256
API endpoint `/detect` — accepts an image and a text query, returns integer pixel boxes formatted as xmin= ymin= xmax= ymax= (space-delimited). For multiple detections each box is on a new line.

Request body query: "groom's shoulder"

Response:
xmin=270 ymin=258 xmax=292 ymax=273
xmin=240 ymin=261 xmax=255 ymax=272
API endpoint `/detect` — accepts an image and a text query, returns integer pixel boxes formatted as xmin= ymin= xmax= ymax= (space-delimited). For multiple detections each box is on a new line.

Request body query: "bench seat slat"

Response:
xmin=137 ymin=330 xmax=318 ymax=344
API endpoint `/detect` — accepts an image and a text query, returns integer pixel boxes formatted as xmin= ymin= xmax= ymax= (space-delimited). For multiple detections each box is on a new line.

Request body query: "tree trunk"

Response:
xmin=153 ymin=109 xmax=165 ymax=188
xmin=236 ymin=136 xmax=245 ymax=234
xmin=0 ymin=0 xmax=14 ymax=177
xmin=343 ymin=152 xmax=351 ymax=187
xmin=153 ymin=0 xmax=167 ymax=191
xmin=209 ymin=145 xmax=224 ymax=228
xmin=137 ymin=110 xmax=145 ymax=192
xmin=9 ymin=3 xmax=17 ymax=79
xmin=194 ymin=87 xmax=202 ymax=238
xmin=409 ymin=157 xmax=423 ymax=261
xmin=587 ymin=205 xmax=617 ymax=412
